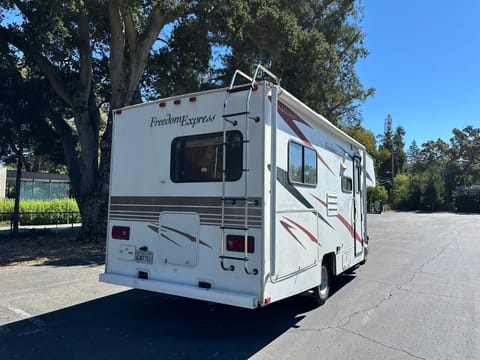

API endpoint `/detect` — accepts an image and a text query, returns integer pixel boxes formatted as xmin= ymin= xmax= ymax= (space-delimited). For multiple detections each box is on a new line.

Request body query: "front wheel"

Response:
xmin=313 ymin=261 xmax=331 ymax=306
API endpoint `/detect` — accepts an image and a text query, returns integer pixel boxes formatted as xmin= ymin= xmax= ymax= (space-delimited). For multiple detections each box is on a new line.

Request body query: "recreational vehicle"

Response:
xmin=99 ymin=65 xmax=376 ymax=309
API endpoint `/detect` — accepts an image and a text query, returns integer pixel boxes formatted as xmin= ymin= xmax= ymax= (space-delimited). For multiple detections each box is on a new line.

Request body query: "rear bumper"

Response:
xmin=99 ymin=273 xmax=259 ymax=309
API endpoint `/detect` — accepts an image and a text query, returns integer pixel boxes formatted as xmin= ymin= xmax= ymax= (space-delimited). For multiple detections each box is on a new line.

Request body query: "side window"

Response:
xmin=171 ymin=131 xmax=243 ymax=182
xmin=342 ymin=177 xmax=353 ymax=193
xmin=288 ymin=142 xmax=317 ymax=186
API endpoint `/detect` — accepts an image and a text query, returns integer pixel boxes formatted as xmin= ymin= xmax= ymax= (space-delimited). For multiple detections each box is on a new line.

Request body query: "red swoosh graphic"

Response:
xmin=283 ymin=217 xmax=320 ymax=246
xmin=277 ymin=100 xmax=335 ymax=175
xmin=280 ymin=220 xmax=306 ymax=249
xmin=310 ymin=194 xmax=362 ymax=244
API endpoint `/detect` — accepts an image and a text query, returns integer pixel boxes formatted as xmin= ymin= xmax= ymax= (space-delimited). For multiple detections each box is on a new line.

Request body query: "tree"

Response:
xmin=449 ymin=126 xmax=480 ymax=186
xmin=210 ymin=0 xmax=374 ymax=127
xmin=407 ymin=140 xmax=421 ymax=173
xmin=346 ymin=125 xmax=377 ymax=155
xmin=0 ymin=0 xmax=374 ymax=240
xmin=0 ymin=46 xmax=66 ymax=233
xmin=392 ymin=173 xmax=409 ymax=210
xmin=0 ymin=0 xmax=187 ymax=240
xmin=376 ymin=114 xmax=407 ymax=200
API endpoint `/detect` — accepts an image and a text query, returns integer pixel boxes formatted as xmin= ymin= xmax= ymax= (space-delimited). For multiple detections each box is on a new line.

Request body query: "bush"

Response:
xmin=0 ymin=199 xmax=80 ymax=225
xmin=368 ymin=185 xmax=388 ymax=212
xmin=454 ymin=186 xmax=480 ymax=213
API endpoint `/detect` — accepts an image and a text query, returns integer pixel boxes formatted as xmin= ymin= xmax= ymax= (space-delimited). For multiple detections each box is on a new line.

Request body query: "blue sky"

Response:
xmin=356 ymin=0 xmax=480 ymax=149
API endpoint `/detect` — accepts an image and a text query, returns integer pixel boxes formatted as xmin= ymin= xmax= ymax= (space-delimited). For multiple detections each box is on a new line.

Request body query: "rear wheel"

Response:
xmin=313 ymin=260 xmax=331 ymax=306
xmin=360 ymin=245 xmax=368 ymax=265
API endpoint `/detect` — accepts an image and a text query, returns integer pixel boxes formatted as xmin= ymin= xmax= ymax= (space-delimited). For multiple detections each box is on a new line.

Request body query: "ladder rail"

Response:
xmin=221 ymin=64 xmax=279 ymax=275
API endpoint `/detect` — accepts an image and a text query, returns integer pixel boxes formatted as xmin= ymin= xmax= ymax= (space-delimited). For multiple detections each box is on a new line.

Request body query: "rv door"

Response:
xmin=353 ymin=155 xmax=363 ymax=257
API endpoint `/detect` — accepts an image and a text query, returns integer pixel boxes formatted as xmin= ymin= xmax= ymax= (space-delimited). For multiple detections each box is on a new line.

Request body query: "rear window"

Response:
xmin=171 ymin=131 xmax=243 ymax=182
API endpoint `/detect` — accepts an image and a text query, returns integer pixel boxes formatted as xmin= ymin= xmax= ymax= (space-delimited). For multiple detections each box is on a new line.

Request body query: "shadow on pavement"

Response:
xmin=1 ymin=289 xmax=314 ymax=360
xmin=0 ymin=270 xmax=357 ymax=360
xmin=38 ymin=254 xmax=105 ymax=267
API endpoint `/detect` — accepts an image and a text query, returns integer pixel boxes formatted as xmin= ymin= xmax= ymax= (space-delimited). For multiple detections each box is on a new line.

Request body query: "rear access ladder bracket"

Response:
xmin=220 ymin=65 xmax=279 ymax=276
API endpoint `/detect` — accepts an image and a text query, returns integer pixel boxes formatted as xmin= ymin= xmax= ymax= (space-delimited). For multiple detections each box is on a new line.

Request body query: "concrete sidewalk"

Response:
xmin=0 ymin=223 xmax=81 ymax=236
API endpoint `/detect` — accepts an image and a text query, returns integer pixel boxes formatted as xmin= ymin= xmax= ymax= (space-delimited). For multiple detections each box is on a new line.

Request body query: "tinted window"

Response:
xmin=288 ymin=142 xmax=303 ymax=183
xmin=288 ymin=142 xmax=317 ymax=186
xmin=342 ymin=177 xmax=353 ymax=193
xmin=171 ymin=131 xmax=243 ymax=182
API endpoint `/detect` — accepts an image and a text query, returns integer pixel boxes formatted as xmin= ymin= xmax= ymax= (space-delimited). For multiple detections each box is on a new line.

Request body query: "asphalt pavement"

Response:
xmin=0 ymin=212 xmax=479 ymax=360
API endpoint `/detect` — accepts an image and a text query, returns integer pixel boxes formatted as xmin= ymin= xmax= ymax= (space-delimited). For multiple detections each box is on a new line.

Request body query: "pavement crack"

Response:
xmin=339 ymin=238 xmax=454 ymax=329
xmin=339 ymin=327 xmax=427 ymax=360
xmin=330 ymin=240 xmax=453 ymax=359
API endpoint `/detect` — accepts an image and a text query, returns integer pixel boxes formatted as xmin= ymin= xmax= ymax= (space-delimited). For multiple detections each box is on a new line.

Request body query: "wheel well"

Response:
xmin=322 ymin=252 xmax=336 ymax=275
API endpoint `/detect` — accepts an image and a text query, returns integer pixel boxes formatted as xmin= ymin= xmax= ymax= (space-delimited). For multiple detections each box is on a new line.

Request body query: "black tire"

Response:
xmin=313 ymin=260 xmax=331 ymax=306
xmin=360 ymin=246 xmax=368 ymax=266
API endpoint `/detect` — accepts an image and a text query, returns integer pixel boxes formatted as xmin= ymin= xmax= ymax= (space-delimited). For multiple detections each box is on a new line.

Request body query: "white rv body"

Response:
xmin=100 ymin=67 xmax=375 ymax=309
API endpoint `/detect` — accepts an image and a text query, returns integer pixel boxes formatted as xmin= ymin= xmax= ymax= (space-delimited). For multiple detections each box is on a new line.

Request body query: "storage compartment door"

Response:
xmin=158 ymin=212 xmax=200 ymax=267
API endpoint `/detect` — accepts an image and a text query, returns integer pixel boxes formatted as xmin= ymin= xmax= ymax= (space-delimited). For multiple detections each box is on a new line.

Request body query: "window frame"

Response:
xmin=341 ymin=176 xmax=353 ymax=193
xmin=170 ymin=130 xmax=243 ymax=183
xmin=288 ymin=141 xmax=318 ymax=187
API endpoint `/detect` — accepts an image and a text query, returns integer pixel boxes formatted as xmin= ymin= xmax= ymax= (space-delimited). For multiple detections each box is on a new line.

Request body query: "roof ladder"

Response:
xmin=219 ymin=65 xmax=278 ymax=275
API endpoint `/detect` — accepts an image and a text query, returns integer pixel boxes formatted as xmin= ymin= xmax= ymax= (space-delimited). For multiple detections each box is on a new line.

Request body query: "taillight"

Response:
xmin=112 ymin=226 xmax=130 ymax=240
xmin=226 ymin=235 xmax=254 ymax=253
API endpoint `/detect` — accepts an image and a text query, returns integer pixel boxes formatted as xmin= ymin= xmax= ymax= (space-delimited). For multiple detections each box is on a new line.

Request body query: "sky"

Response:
xmin=356 ymin=0 xmax=480 ymax=149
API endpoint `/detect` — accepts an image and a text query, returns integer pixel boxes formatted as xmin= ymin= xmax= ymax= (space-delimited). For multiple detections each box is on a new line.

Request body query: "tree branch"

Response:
xmin=121 ymin=4 xmax=138 ymax=52
xmin=107 ymin=0 xmax=127 ymax=109
xmin=76 ymin=3 xmax=92 ymax=103
xmin=0 ymin=25 xmax=74 ymax=107
xmin=124 ymin=7 xmax=167 ymax=106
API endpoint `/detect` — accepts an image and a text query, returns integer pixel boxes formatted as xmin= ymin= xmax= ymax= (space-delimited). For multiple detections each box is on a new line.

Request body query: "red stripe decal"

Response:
xmin=336 ymin=213 xmax=362 ymax=244
xmin=310 ymin=194 xmax=362 ymax=244
xmin=283 ymin=217 xmax=320 ymax=246
xmin=277 ymin=100 xmax=335 ymax=175
xmin=280 ymin=219 xmax=306 ymax=249
xmin=311 ymin=193 xmax=327 ymax=208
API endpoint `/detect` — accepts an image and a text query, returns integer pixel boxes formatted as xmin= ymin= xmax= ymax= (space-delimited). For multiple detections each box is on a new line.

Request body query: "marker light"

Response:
xmin=226 ymin=235 xmax=254 ymax=253
xmin=112 ymin=226 xmax=130 ymax=240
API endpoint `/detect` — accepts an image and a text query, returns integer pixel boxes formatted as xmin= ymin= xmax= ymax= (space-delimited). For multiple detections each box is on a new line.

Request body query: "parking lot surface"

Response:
xmin=1 ymin=212 xmax=479 ymax=359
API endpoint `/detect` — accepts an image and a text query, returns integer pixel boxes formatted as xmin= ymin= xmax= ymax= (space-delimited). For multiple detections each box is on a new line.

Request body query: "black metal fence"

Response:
xmin=0 ymin=211 xmax=81 ymax=236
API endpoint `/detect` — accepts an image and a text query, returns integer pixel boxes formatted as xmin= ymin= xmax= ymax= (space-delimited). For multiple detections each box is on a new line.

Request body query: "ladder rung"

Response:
xmin=222 ymin=197 xmax=248 ymax=201
xmin=220 ymin=255 xmax=249 ymax=261
xmin=222 ymin=197 xmax=259 ymax=206
xmin=220 ymin=226 xmax=249 ymax=231
xmin=223 ymin=111 xmax=249 ymax=118
xmin=223 ymin=140 xmax=249 ymax=145
xmin=222 ymin=169 xmax=249 ymax=173
xmin=227 ymin=84 xmax=252 ymax=94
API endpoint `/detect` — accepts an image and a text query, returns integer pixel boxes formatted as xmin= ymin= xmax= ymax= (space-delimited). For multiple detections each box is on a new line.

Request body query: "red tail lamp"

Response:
xmin=112 ymin=226 xmax=130 ymax=240
xmin=226 ymin=235 xmax=254 ymax=253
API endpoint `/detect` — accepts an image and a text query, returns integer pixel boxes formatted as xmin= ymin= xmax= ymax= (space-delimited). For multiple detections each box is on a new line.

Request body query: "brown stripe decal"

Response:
xmin=109 ymin=196 xmax=263 ymax=229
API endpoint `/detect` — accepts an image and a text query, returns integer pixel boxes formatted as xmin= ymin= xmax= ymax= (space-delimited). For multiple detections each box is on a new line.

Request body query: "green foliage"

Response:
xmin=392 ymin=174 xmax=409 ymax=210
xmin=454 ymin=186 xmax=480 ymax=213
xmin=367 ymin=184 xmax=388 ymax=211
xmin=376 ymin=114 xmax=407 ymax=194
xmin=345 ymin=126 xmax=377 ymax=155
xmin=0 ymin=199 xmax=80 ymax=225
xmin=204 ymin=0 xmax=374 ymax=126
xmin=383 ymin=126 xmax=480 ymax=212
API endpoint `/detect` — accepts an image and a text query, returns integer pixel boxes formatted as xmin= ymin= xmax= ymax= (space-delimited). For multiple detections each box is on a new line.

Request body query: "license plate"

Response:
xmin=135 ymin=250 xmax=153 ymax=264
